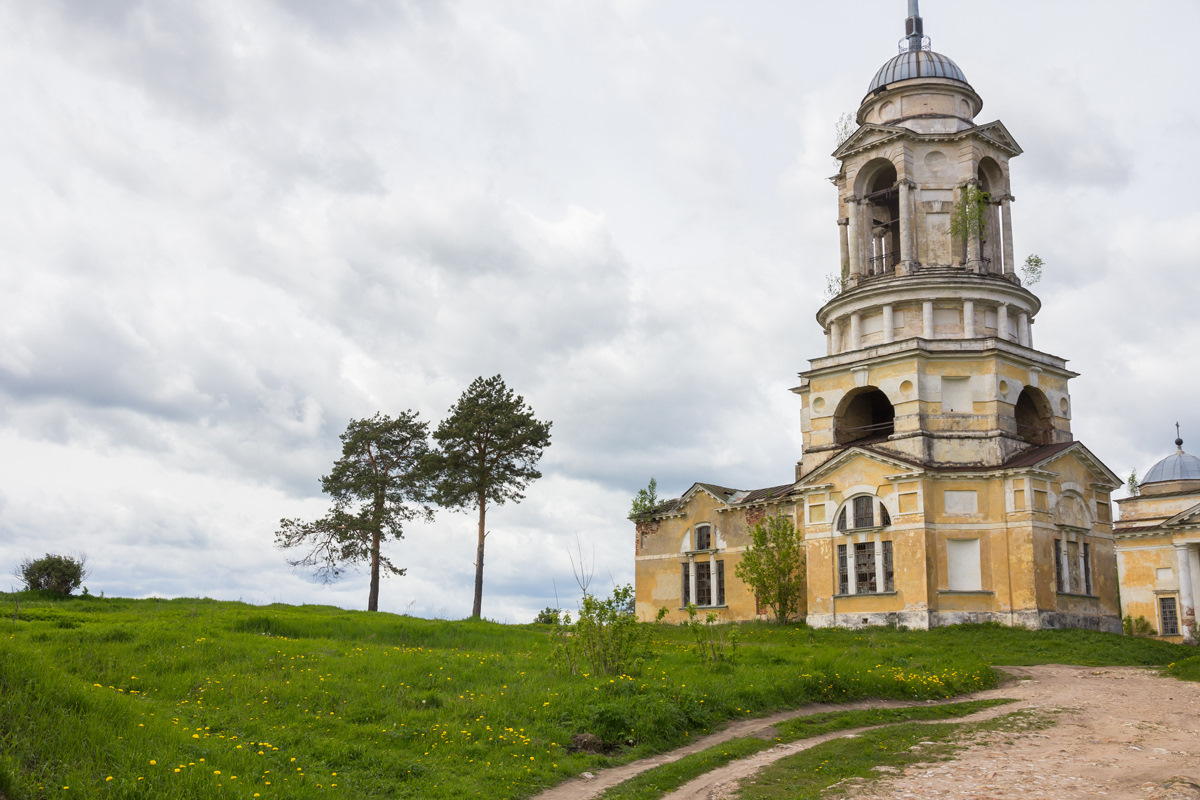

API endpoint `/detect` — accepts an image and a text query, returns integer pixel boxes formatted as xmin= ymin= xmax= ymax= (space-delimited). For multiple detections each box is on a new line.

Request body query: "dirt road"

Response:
xmin=536 ymin=665 xmax=1200 ymax=800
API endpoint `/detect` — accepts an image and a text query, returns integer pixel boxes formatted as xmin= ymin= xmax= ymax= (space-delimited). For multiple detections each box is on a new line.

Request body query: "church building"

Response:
xmin=1114 ymin=432 xmax=1200 ymax=641
xmin=633 ymin=3 xmax=1123 ymax=632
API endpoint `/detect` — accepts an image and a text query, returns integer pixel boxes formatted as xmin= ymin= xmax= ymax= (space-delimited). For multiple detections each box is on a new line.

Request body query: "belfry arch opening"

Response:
xmin=835 ymin=387 xmax=896 ymax=445
xmin=1014 ymin=386 xmax=1053 ymax=445
xmin=860 ymin=160 xmax=900 ymax=276
xmin=976 ymin=158 xmax=1005 ymax=273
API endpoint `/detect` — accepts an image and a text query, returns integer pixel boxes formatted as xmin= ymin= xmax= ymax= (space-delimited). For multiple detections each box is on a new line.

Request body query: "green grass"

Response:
xmin=0 ymin=594 xmax=1191 ymax=799
xmin=598 ymin=699 xmax=1011 ymax=800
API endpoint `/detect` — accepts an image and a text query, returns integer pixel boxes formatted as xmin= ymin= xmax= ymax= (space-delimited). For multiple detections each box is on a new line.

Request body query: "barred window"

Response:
xmin=855 ymin=542 xmax=877 ymax=593
xmin=1053 ymin=539 xmax=1064 ymax=592
xmin=1083 ymin=543 xmax=1092 ymax=595
xmin=838 ymin=544 xmax=848 ymax=594
xmin=681 ymin=562 xmax=690 ymax=606
xmin=853 ymin=496 xmax=874 ymax=528
xmin=883 ymin=540 xmax=894 ymax=592
xmin=682 ymin=560 xmax=725 ymax=607
xmin=1160 ymin=596 xmax=1179 ymax=636
xmin=837 ymin=495 xmax=892 ymax=531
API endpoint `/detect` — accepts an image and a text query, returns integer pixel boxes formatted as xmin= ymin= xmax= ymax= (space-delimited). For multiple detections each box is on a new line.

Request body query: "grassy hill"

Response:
xmin=0 ymin=593 xmax=1190 ymax=799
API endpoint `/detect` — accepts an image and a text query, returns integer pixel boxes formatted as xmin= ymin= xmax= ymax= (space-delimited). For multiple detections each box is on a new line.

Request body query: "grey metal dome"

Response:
xmin=1143 ymin=447 xmax=1200 ymax=484
xmin=868 ymin=49 xmax=970 ymax=94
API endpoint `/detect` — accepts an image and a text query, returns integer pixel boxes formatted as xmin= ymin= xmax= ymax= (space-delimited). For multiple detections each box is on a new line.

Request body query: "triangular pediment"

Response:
xmin=971 ymin=120 xmax=1023 ymax=156
xmin=797 ymin=446 xmax=923 ymax=488
xmin=1164 ymin=501 xmax=1200 ymax=528
xmin=678 ymin=482 xmax=738 ymax=506
xmin=1013 ymin=441 xmax=1121 ymax=490
xmin=832 ymin=123 xmax=907 ymax=159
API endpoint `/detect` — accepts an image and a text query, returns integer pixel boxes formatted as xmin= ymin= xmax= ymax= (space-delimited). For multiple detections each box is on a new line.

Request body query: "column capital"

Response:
xmin=846 ymin=195 xmax=862 ymax=205
xmin=838 ymin=217 xmax=849 ymax=227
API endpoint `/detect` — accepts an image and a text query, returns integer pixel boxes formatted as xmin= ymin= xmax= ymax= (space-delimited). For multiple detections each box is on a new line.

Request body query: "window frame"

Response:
xmin=835 ymin=494 xmax=893 ymax=532
xmin=1160 ymin=596 xmax=1179 ymax=636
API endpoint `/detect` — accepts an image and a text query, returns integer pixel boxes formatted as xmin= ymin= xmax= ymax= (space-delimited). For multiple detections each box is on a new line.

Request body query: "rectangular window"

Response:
xmin=853 ymin=496 xmax=874 ymax=528
xmin=883 ymin=541 xmax=894 ymax=592
xmin=1160 ymin=597 xmax=1180 ymax=636
xmin=694 ymin=525 xmax=711 ymax=551
xmin=1082 ymin=543 xmax=1092 ymax=595
xmin=716 ymin=561 xmax=725 ymax=606
xmin=855 ymin=542 xmax=877 ymax=593
xmin=838 ymin=544 xmax=848 ymax=595
xmin=696 ymin=561 xmax=712 ymax=606
xmin=681 ymin=562 xmax=690 ymax=606
xmin=1054 ymin=539 xmax=1064 ymax=592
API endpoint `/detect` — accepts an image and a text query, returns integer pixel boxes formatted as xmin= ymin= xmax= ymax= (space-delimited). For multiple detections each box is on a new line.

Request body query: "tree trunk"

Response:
xmin=472 ymin=491 xmax=487 ymax=619
xmin=369 ymin=527 xmax=381 ymax=612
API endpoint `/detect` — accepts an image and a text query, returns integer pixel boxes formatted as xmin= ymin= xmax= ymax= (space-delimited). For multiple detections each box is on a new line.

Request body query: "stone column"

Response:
xmin=826 ymin=325 xmax=834 ymax=356
xmin=1018 ymin=311 xmax=1031 ymax=347
xmin=838 ymin=218 xmax=850 ymax=279
xmin=963 ymin=299 xmax=975 ymax=338
xmin=831 ymin=319 xmax=843 ymax=354
xmin=899 ymin=180 xmax=914 ymax=268
xmin=883 ymin=304 xmax=894 ymax=344
xmin=1176 ymin=543 xmax=1196 ymax=634
xmin=1001 ymin=196 xmax=1016 ymax=279
xmin=849 ymin=312 xmax=862 ymax=351
xmin=997 ymin=304 xmax=1009 ymax=341
xmin=874 ymin=537 xmax=886 ymax=593
xmin=922 ymin=300 xmax=934 ymax=339
xmin=847 ymin=198 xmax=862 ymax=281
xmin=1189 ymin=546 xmax=1200 ymax=639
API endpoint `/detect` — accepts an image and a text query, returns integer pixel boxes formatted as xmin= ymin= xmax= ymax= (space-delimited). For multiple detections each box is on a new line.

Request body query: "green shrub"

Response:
xmin=533 ymin=607 xmax=561 ymax=625
xmin=18 ymin=554 xmax=86 ymax=595
xmin=557 ymin=584 xmax=645 ymax=676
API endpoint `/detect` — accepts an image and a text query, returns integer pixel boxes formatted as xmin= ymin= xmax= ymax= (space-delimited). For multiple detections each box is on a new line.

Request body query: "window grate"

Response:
xmin=838 ymin=544 xmax=849 ymax=595
xmin=883 ymin=541 xmax=894 ymax=592
xmin=854 ymin=496 xmax=875 ymax=529
xmin=1160 ymin=596 xmax=1179 ymax=636
xmin=855 ymin=542 xmax=877 ymax=593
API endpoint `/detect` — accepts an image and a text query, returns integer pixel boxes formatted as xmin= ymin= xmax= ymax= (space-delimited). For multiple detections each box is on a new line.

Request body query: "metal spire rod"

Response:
xmin=905 ymin=0 xmax=925 ymax=51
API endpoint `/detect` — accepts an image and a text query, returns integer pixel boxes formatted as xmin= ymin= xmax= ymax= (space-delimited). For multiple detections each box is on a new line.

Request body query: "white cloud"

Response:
xmin=0 ymin=0 xmax=1197 ymax=619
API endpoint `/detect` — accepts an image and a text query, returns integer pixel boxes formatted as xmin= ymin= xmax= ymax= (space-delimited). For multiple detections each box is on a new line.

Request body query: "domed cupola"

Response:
xmin=857 ymin=1 xmax=982 ymax=129
xmin=1141 ymin=428 xmax=1200 ymax=493
xmin=868 ymin=49 xmax=969 ymax=94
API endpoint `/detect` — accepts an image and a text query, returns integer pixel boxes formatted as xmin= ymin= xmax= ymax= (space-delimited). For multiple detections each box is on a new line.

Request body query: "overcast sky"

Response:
xmin=2 ymin=1 xmax=1197 ymax=622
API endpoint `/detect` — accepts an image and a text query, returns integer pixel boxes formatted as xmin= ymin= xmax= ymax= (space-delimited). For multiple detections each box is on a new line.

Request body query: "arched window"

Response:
xmin=835 ymin=387 xmax=895 ymax=445
xmin=835 ymin=495 xmax=892 ymax=531
xmin=693 ymin=524 xmax=712 ymax=551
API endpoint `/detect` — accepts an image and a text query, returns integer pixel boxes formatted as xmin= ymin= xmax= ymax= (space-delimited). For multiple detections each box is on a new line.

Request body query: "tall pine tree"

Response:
xmin=276 ymin=411 xmax=435 ymax=611
xmin=433 ymin=376 xmax=551 ymax=619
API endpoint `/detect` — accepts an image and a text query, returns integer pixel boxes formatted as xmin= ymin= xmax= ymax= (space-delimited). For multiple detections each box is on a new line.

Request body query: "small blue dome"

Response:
xmin=868 ymin=49 xmax=970 ymax=94
xmin=1143 ymin=449 xmax=1200 ymax=484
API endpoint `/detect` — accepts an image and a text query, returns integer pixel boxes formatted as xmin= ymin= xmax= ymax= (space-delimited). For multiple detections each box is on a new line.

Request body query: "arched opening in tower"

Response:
xmin=864 ymin=163 xmax=900 ymax=276
xmin=976 ymin=159 xmax=1004 ymax=273
xmin=1014 ymin=386 xmax=1053 ymax=445
xmin=835 ymin=388 xmax=896 ymax=445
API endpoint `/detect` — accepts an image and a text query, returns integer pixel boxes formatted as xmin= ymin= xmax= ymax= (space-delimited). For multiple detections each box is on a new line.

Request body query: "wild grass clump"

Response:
xmin=0 ymin=594 xmax=1192 ymax=799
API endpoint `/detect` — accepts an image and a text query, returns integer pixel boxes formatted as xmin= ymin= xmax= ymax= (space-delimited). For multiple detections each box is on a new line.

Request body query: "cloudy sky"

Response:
xmin=1 ymin=1 xmax=1197 ymax=622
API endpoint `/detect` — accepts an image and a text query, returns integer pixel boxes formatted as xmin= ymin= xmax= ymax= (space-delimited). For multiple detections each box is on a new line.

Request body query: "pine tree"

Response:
xmin=276 ymin=411 xmax=435 ymax=611
xmin=433 ymin=376 xmax=551 ymax=619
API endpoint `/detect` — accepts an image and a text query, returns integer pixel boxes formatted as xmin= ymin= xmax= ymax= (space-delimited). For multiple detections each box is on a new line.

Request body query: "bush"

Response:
xmin=18 ymin=554 xmax=86 ymax=595
xmin=554 ymin=584 xmax=646 ymax=676
xmin=533 ymin=607 xmax=561 ymax=625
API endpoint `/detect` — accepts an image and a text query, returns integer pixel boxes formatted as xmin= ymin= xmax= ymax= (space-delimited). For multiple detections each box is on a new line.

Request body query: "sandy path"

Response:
xmin=536 ymin=665 xmax=1200 ymax=800
xmin=840 ymin=665 xmax=1200 ymax=800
